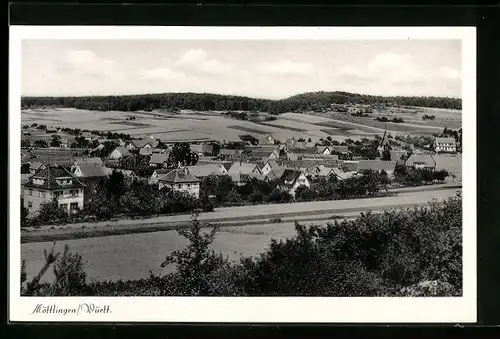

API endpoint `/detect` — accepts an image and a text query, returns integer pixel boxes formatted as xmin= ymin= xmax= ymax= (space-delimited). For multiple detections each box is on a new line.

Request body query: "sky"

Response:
xmin=21 ymin=39 xmax=461 ymax=99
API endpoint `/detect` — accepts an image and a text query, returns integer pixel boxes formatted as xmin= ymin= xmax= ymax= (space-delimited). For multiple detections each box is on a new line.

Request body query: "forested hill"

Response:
xmin=21 ymin=91 xmax=462 ymax=113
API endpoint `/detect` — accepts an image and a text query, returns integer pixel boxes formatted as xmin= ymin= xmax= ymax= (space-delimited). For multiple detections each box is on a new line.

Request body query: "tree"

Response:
xmin=161 ymin=213 xmax=224 ymax=296
xmin=32 ymin=199 xmax=69 ymax=226
xmin=103 ymin=170 xmax=127 ymax=200
xmin=295 ymin=186 xmax=318 ymax=202
xmin=168 ymin=142 xmax=199 ymax=167
xmin=381 ymin=148 xmax=391 ymax=161
xmin=50 ymin=134 xmax=62 ymax=147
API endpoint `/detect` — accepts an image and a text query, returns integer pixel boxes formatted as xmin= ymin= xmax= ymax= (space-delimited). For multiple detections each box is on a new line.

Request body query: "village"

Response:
xmin=20 ymin=121 xmax=460 ymax=223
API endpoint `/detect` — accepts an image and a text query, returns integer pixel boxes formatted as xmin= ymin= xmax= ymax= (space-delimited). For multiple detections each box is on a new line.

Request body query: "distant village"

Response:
xmin=20 ymin=122 xmax=459 ymax=219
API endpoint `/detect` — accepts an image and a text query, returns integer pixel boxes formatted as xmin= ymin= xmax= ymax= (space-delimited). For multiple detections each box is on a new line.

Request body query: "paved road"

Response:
xmin=31 ymin=187 xmax=460 ymax=230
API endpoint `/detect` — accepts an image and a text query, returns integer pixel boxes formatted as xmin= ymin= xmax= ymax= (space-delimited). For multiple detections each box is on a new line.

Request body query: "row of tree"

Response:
xmin=22 ymin=193 xmax=462 ymax=296
xmin=21 ymin=91 xmax=462 ymax=115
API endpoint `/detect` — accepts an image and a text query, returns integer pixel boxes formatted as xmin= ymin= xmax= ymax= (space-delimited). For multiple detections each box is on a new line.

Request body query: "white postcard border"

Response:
xmin=9 ymin=26 xmax=476 ymax=323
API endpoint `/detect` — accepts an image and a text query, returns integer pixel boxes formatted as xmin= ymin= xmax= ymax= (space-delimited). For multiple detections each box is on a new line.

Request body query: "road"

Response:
xmin=25 ymin=187 xmax=460 ymax=234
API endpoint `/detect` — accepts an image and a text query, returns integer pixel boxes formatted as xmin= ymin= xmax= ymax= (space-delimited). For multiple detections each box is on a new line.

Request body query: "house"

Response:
xmin=126 ymin=138 xmax=159 ymax=151
xmin=71 ymin=163 xmax=110 ymax=179
xmin=264 ymin=167 xmax=286 ymax=182
xmin=108 ymin=146 xmax=132 ymax=160
xmin=157 ymin=168 xmax=201 ymax=198
xmin=288 ymin=147 xmax=317 ymax=155
xmin=405 ymin=153 xmax=436 ymax=170
xmin=149 ymin=168 xmax=171 ymax=185
xmin=139 ymin=146 xmax=154 ymax=156
xmin=70 ymin=157 xmax=104 ymax=172
xmin=202 ymin=144 xmax=215 ymax=156
xmin=259 ymin=134 xmax=277 ymax=146
xmin=248 ymin=148 xmax=280 ymax=162
xmin=228 ymin=162 xmax=262 ymax=176
xmin=277 ymin=169 xmax=310 ymax=197
xmin=184 ymin=164 xmax=228 ymax=179
xmin=358 ymin=160 xmax=397 ymax=177
xmin=261 ymin=159 xmax=281 ymax=176
xmin=286 ymin=137 xmax=308 ymax=149
xmin=434 ymin=137 xmax=457 ymax=153
xmin=316 ymin=165 xmax=336 ymax=178
xmin=149 ymin=152 xmax=170 ymax=168
xmin=82 ymin=131 xmax=93 ymax=141
xmin=23 ymin=165 xmax=86 ymax=216
xmin=97 ymin=138 xmax=125 ymax=146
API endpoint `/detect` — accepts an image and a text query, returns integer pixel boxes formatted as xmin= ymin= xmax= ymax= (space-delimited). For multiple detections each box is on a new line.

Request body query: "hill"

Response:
xmin=21 ymin=91 xmax=462 ymax=114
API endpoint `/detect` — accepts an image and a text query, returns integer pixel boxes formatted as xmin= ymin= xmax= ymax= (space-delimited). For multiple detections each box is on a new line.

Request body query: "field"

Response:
xmin=21 ymin=188 xmax=460 ymax=282
xmin=22 ymin=107 xmax=461 ymax=143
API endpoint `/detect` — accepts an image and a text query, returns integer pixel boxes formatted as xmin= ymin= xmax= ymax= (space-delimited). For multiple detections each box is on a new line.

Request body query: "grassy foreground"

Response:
xmin=21 ymin=193 xmax=462 ymax=297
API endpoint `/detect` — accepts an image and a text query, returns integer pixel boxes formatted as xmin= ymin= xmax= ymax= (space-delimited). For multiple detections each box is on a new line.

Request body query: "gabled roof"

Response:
xmin=157 ymin=168 xmax=200 ymax=184
xmin=317 ymin=166 xmax=335 ymax=177
xmin=30 ymin=162 xmax=46 ymax=170
xmin=339 ymin=160 xmax=360 ymax=173
xmin=150 ymin=152 xmax=169 ymax=164
xmin=228 ymin=162 xmax=260 ymax=175
xmin=112 ymin=146 xmax=131 ymax=157
xmin=435 ymin=137 xmax=456 ymax=144
xmin=184 ymin=164 xmax=224 ymax=178
xmin=139 ymin=147 xmax=153 ymax=156
xmin=278 ymin=169 xmax=303 ymax=187
xmin=265 ymin=159 xmax=280 ymax=169
xmin=405 ymin=153 xmax=436 ymax=168
xmin=74 ymin=163 xmax=110 ymax=177
xmin=24 ymin=165 xmax=86 ymax=190
xmin=266 ymin=167 xmax=287 ymax=181
xmin=331 ymin=167 xmax=355 ymax=180
xmin=358 ymin=160 xmax=397 ymax=172
xmin=131 ymin=138 xmax=159 ymax=148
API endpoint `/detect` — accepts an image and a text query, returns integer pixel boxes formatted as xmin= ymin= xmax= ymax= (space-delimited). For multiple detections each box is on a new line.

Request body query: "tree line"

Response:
xmin=21 ymin=91 xmax=462 ymax=115
xmin=22 ymin=193 xmax=462 ymax=297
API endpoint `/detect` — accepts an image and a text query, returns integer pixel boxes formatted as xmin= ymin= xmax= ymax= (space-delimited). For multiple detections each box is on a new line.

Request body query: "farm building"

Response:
xmin=23 ymin=165 xmax=86 ymax=216
xmin=70 ymin=157 xmax=104 ymax=172
xmin=434 ymin=137 xmax=457 ymax=153
xmin=390 ymin=150 xmax=408 ymax=165
xmin=405 ymin=153 xmax=436 ymax=170
xmin=126 ymin=138 xmax=159 ymax=151
xmin=157 ymin=168 xmax=201 ymax=198
xmin=108 ymin=146 xmax=132 ymax=160
xmin=219 ymin=149 xmax=243 ymax=160
xmin=277 ymin=169 xmax=310 ymax=197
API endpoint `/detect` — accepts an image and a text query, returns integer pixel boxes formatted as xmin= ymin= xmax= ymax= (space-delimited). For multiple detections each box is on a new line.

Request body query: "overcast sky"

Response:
xmin=22 ymin=39 xmax=461 ymax=99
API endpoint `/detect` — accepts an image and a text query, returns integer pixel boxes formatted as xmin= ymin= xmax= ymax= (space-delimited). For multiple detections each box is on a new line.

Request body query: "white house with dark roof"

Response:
xmin=23 ymin=165 xmax=86 ymax=216
xmin=157 ymin=168 xmax=201 ymax=198
xmin=277 ymin=169 xmax=310 ymax=197
xmin=434 ymin=137 xmax=457 ymax=153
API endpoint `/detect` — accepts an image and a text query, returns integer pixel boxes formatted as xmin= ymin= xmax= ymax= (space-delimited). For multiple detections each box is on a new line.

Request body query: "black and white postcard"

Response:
xmin=9 ymin=26 xmax=476 ymax=323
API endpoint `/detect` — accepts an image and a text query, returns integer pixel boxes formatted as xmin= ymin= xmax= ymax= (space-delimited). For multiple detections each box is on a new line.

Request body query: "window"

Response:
xmin=28 ymin=201 xmax=33 ymax=208
xmin=70 ymin=202 xmax=79 ymax=211
xmin=39 ymin=191 xmax=43 ymax=198
xmin=28 ymin=190 xmax=32 ymax=196
xmin=187 ymin=184 xmax=191 ymax=188
xmin=177 ymin=184 xmax=182 ymax=189
xmin=59 ymin=203 xmax=68 ymax=210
